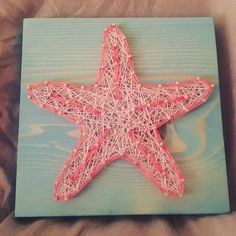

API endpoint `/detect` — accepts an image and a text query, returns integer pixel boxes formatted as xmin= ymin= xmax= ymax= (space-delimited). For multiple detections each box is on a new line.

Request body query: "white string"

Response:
xmin=27 ymin=24 xmax=213 ymax=201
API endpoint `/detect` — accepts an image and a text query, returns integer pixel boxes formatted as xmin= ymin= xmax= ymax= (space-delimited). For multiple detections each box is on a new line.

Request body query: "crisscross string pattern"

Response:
xmin=27 ymin=24 xmax=214 ymax=201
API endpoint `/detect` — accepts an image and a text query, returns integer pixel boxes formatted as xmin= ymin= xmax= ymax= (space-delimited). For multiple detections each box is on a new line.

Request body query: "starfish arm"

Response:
xmin=137 ymin=78 xmax=213 ymax=126
xmin=128 ymin=127 xmax=184 ymax=197
xmin=97 ymin=24 xmax=139 ymax=96
xmin=27 ymin=81 xmax=101 ymax=123
xmin=54 ymin=128 xmax=119 ymax=201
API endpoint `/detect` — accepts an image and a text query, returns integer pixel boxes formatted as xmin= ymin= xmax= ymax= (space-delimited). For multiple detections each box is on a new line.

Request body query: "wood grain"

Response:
xmin=15 ymin=18 xmax=229 ymax=216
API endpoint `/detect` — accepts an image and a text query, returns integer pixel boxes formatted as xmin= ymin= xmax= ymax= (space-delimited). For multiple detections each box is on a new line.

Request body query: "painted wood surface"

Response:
xmin=15 ymin=18 xmax=229 ymax=217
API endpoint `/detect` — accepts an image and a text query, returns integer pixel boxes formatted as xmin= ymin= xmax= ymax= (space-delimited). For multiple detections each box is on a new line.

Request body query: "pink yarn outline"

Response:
xmin=27 ymin=24 xmax=214 ymax=201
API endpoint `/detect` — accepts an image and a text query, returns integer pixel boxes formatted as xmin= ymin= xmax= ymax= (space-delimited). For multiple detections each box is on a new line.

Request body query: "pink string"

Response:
xmin=27 ymin=24 xmax=214 ymax=201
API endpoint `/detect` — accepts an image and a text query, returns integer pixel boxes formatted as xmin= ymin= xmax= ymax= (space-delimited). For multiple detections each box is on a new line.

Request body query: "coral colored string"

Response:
xmin=27 ymin=24 xmax=214 ymax=201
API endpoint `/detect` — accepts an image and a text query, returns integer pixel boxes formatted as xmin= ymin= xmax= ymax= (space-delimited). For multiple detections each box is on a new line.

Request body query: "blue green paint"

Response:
xmin=15 ymin=18 xmax=229 ymax=217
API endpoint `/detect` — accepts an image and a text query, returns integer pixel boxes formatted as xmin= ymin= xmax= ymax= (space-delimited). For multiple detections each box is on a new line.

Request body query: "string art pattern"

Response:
xmin=27 ymin=24 xmax=214 ymax=201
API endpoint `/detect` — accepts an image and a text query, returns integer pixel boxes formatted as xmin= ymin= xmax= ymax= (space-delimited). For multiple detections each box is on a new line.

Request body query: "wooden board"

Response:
xmin=15 ymin=18 xmax=229 ymax=217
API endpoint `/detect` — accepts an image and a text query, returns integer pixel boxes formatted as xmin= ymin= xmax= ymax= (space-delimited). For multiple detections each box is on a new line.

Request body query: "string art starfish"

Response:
xmin=27 ymin=24 xmax=213 ymax=201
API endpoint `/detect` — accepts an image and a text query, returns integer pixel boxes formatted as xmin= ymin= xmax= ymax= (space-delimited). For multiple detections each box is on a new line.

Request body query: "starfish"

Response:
xmin=27 ymin=24 xmax=213 ymax=201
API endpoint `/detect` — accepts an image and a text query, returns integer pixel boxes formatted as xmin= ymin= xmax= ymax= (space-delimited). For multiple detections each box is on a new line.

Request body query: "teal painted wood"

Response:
xmin=15 ymin=18 xmax=229 ymax=217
